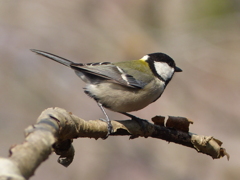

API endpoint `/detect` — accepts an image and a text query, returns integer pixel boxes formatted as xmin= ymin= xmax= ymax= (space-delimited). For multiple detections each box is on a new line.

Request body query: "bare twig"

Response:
xmin=0 ymin=107 xmax=229 ymax=180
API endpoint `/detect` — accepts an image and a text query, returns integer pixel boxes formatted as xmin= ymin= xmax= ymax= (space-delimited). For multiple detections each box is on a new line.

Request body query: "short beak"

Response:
xmin=175 ymin=66 xmax=182 ymax=72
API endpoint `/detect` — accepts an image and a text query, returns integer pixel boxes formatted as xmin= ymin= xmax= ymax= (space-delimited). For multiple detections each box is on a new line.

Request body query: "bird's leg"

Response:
xmin=121 ymin=112 xmax=148 ymax=130
xmin=97 ymin=103 xmax=113 ymax=139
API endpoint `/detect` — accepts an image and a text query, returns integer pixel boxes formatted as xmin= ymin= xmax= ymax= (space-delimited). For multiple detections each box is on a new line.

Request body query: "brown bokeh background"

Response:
xmin=0 ymin=1 xmax=240 ymax=180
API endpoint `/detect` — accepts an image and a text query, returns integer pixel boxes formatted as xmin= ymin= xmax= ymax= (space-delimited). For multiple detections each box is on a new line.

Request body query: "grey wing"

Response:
xmin=71 ymin=64 xmax=145 ymax=89
xmin=30 ymin=49 xmax=144 ymax=89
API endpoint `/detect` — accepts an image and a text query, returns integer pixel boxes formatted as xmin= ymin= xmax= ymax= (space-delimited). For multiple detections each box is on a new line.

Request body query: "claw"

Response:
xmin=99 ymin=118 xmax=113 ymax=139
xmin=121 ymin=112 xmax=148 ymax=133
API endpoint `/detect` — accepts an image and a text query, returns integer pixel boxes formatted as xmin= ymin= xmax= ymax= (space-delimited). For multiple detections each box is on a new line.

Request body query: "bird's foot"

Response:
xmin=99 ymin=118 xmax=113 ymax=139
xmin=122 ymin=113 xmax=148 ymax=133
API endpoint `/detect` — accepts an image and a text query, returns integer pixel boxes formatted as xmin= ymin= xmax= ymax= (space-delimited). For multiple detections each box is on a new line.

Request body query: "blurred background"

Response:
xmin=0 ymin=0 xmax=239 ymax=179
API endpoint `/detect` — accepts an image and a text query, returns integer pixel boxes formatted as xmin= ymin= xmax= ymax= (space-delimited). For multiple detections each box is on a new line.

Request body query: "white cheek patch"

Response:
xmin=140 ymin=55 xmax=149 ymax=61
xmin=154 ymin=62 xmax=174 ymax=81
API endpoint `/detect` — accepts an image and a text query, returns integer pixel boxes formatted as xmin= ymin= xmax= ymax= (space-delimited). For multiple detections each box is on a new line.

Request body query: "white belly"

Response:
xmin=85 ymin=79 xmax=164 ymax=112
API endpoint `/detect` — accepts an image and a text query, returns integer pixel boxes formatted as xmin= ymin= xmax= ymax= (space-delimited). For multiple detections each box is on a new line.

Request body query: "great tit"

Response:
xmin=31 ymin=49 xmax=182 ymax=138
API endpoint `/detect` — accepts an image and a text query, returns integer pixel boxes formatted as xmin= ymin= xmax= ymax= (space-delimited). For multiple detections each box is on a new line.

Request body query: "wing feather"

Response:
xmin=31 ymin=49 xmax=145 ymax=89
xmin=70 ymin=64 xmax=144 ymax=89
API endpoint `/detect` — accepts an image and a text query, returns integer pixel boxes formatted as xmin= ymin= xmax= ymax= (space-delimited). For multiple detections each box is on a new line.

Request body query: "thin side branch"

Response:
xmin=0 ymin=107 xmax=229 ymax=180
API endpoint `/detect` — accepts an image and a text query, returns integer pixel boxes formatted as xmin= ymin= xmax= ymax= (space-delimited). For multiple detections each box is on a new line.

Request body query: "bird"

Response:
xmin=31 ymin=49 xmax=182 ymax=138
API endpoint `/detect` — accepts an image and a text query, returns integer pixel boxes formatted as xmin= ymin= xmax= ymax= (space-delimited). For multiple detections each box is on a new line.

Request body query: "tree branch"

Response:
xmin=0 ymin=107 xmax=229 ymax=180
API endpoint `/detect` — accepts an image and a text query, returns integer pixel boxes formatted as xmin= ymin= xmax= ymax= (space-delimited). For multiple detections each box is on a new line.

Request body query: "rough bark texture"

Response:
xmin=0 ymin=107 xmax=229 ymax=180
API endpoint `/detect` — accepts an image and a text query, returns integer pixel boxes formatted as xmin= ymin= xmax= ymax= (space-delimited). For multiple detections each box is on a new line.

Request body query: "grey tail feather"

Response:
xmin=30 ymin=49 xmax=74 ymax=67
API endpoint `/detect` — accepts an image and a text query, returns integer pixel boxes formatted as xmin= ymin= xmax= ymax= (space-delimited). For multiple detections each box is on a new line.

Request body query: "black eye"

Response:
xmin=168 ymin=60 xmax=175 ymax=68
xmin=148 ymin=52 xmax=176 ymax=68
